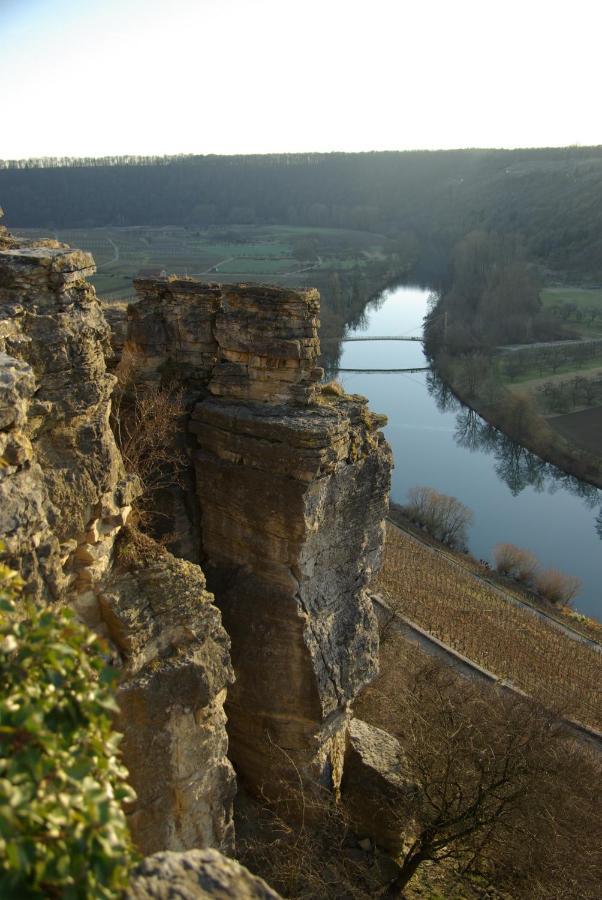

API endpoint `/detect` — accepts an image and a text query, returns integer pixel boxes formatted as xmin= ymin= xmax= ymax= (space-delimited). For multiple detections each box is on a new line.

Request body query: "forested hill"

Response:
xmin=2 ymin=146 xmax=602 ymax=277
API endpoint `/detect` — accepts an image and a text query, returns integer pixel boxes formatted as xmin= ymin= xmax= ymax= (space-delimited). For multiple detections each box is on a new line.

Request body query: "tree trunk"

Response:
xmin=382 ymin=846 xmax=430 ymax=898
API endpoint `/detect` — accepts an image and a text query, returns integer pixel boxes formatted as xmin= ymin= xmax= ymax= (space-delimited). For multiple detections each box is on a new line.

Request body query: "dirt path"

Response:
xmin=97 ymin=236 xmax=119 ymax=270
xmin=501 ymin=337 xmax=602 ymax=352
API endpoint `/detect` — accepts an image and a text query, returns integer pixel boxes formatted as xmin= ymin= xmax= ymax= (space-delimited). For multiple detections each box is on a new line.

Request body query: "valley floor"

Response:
xmin=548 ymin=404 xmax=602 ymax=456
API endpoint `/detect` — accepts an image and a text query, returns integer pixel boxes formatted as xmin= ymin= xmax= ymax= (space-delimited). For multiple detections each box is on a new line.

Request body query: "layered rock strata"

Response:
xmin=195 ymin=289 xmax=391 ymax=794
xmin=128 ymin=277 xmax=222 ymax=400
xmin=126 ymin=279 xmax=392 ymax=795
xmin=121 ymin=277 xmax=226 ymax=559
xmin=0 ymin=231 xmax=130 ymax=601
xmin=0 ymin=224 xmax=235 ymax=857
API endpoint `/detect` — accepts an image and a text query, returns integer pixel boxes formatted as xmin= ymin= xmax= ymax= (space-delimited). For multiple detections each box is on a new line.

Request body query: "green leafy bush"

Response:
xmin=0 ymin=556 xmax=136 ymax=898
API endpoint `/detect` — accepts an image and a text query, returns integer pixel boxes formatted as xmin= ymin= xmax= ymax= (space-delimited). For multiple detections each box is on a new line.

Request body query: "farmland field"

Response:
xmin=13 ymin=223 xmax=389 ymax=303
xmin=541 ymin=286 xmax=602 ymax=338
xmin=377 ymin=522 xmax=602 ymax=731
xmin=550 ymin=405 xmax=602 ymax=455
xmin=541 ymin=286 xmax=602 ymax=309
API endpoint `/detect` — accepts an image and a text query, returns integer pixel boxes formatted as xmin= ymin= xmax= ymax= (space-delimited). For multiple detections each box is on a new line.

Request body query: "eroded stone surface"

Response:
xmin=102 ymin=531 xmax=236 ymax=856
xmin=195 ymin=394 xmax=390 ymax=792
xmin=0 ymin=222 xmax=236 ymax=858
xmin=0 ymin=232 xmax=131 ymax=599
xmin=0 ymin=352 xmax=64 ymax=598
xmin=341 ymin=718 xmax=419 ymax=857
xmin=126 ymin=278 xmax=392 ymax=796
xmin=127 ymin=849 xmax=282 ymax=900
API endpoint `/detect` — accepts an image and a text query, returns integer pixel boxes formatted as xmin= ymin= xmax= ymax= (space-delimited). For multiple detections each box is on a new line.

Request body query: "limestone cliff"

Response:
xmin=1 ymin=206 xmax=392 ymax=878
xmin=103 ymin=530 xmax=236 ymax=856
xmin=0 ymin=215 xmax=235 ymax=858
xmin=0 ymin=225 xmax=130 ymax=602
xmin=125 ymin=279 xmax=392 ymax=795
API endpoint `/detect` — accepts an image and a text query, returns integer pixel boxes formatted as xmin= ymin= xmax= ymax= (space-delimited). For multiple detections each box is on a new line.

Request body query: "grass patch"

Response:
xmin=541 ymin=286 xmax=602 ymax=309
xmin=540 ymin=287 xmax=602 ymax=337
xmin=215 ymin=257 xmax=300 ymax=275
xmin=503 ymin=356 xmax=602 ymax=385
xmin=11 ymin=224 xmax=393 ymax=298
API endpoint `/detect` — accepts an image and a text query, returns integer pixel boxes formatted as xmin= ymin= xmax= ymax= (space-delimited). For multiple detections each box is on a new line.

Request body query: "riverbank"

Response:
xmin=338 ymin=283 xmax=602 ymax=619
xmin=433 ymin=351 xmax=602 ymax=491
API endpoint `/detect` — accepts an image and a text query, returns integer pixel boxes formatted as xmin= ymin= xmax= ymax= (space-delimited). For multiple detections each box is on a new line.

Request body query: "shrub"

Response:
xmin=0 ymin=554 xmax=136 ymax=898
xmin=404 ymin=486 xmax=473 ymax=550
xmin=321 ymin=380 xmax=345 ymax=397
xmin=536 ymin=568 xmax=582 ymax=606
xmin=492 ymin=542 xmax=538 ymax=584
xmin=111 ymin=348 xmax=186 ymax=529
xmin=238 ymin=781 xmax=382 ymax=899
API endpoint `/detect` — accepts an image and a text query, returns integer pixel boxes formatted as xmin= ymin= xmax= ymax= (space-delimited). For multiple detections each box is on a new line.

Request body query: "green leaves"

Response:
xmin=0 ymin=551 xmax=136 ymax=897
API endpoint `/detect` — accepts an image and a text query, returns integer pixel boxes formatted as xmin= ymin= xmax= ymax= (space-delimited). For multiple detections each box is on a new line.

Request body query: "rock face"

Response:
xmin=0 ymin=227 xmax=131 ymax=601
xmin=127 ymin=849 xmax=282 ymax=900
xmin=0 ymin=222 xmax=236 ymax=858
xmin=128 ymin=277 xmax=221 ymax=401
xmin=2 ymin=211 xmax=391 ymax=865
xmin=103 ymin=530 xmax=236 ymax=856
xmin=126 ymin=279 xmax=392 ymax=796
xmin=341 ymin=718 xmax=419 ymax=858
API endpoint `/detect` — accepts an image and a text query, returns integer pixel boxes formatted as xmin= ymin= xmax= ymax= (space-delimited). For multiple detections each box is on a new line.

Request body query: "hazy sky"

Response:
xmin=1 ymin=0 xmax=600 ymax=159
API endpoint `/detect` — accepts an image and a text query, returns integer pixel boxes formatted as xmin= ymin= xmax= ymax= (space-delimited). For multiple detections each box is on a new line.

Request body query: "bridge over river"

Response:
xmin=337 ymin=366 xmax=429 ymax=374
xmin=322 ymin=334 xmax=423 ymax=343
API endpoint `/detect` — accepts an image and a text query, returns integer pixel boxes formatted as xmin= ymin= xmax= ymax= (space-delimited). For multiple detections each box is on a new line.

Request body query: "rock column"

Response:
xmin=192 ymin=284 xmax=392 ymax=795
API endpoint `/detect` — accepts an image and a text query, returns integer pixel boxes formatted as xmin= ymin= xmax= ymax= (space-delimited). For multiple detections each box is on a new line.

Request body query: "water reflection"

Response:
xmin=335 ymin=283 xmax=602 ymax=615
xmin=427 ymin=371 xmax=600 ymax=506
xmin=426 ymin=370 xmax=461 ymax=414
xmin=596 ymin=509 xmax=602 ymax=541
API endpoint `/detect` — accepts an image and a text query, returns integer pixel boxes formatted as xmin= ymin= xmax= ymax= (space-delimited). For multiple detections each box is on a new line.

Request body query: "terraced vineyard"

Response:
xmin=378 ymin=523 xmax=602 ymax=732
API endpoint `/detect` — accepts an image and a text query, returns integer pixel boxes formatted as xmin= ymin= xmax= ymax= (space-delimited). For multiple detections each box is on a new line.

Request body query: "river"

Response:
xmin=335 ymin=284 xmax=602 ymax=620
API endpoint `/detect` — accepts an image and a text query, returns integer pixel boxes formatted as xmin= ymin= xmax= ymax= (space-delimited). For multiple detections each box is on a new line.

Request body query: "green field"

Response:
xmin=541 ymin=286 xmax=602 ymax=337
xmin=213 ymin=256 xmax=302 ymax=275
xmin=13 ymin=224 xmax=388 ymax=304
xmin=541 ymin=286 xmax=602 ymax=308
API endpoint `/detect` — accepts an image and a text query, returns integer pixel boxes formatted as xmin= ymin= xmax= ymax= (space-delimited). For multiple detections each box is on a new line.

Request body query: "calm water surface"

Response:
xmin=336 ymin=285 xmax=602 ymax=619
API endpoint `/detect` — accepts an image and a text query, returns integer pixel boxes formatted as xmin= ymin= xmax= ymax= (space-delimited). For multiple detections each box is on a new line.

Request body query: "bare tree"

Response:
xmin=535 ymin=568 xmax=582 ymax=606
xmin=361 ymin=658 xmax=602 ymax=898
xmin=404 ymin=486 xmax=473 ymax=550
xmin=111 ymin=349 xmax=186 ymax=530
xmin=492 ymin=542 xmax=538 ymax=585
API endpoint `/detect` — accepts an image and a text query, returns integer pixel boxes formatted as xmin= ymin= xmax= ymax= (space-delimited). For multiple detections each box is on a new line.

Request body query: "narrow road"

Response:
xmin=97 ymin=237 xmax=119 ymax=270
xmin=193 ymin=256 xmax=322 ymax=278
xmin=500 ymin=337 xmax=602 ymax=352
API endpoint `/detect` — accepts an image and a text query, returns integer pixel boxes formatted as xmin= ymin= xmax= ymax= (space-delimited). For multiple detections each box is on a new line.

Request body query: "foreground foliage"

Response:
xmin=0 ymin=557 xmax=135 ymax=898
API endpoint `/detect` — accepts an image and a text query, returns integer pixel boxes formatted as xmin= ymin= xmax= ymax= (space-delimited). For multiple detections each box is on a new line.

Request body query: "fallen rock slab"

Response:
xmin=127 ymin=849 xmax=282 ymax=900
